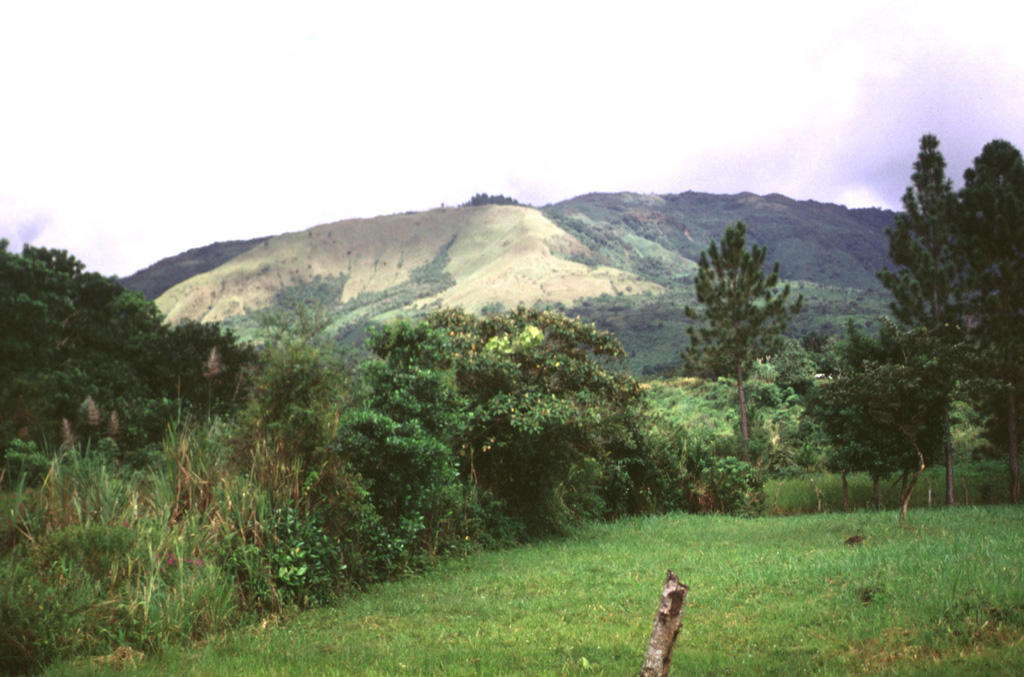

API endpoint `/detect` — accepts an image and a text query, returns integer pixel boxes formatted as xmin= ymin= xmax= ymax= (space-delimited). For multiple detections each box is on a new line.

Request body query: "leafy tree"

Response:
xmin=426 ymin=306 xmax=646 ymax=535
xmin=768 ymin=336 xmax=817 ymax=398
xmin=141 ymin=319 xmax=256 ymax=422
xmin=878 ymin=134 xmax=964 ymax=504
xmin=813 ymin=322 xmax=952 ymax=517
xmin=954 ymin=139 xmax=1024 ymax=502
xmin=683 ymin=221 xmax=802 ymax=460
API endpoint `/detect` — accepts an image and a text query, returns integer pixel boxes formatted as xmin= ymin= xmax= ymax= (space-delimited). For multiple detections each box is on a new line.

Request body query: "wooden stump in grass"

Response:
xmin=641 ymin=570 xmax=689 ymax=677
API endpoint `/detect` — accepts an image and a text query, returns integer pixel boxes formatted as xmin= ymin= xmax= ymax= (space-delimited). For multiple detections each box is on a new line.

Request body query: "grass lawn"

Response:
xmin=51 ymin=505 xmax=1024 ymax=676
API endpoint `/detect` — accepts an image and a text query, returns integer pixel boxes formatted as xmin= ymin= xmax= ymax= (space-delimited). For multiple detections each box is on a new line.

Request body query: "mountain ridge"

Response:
xmin=121 ymin=190 xmax=896 ymax=373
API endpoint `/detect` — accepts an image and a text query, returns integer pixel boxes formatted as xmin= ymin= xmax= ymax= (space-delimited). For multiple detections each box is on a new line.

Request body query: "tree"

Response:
xmin=683 ymin=221 xmax=802 ymax=460
xmin=878 ymin=134 xmax=964 ymax=504
xmin=954 ymin=139 xmax=1024 ymax=502
xmin=879 ymin=135 xmax=961 ymax=328
xmin=426 ymin=306 xmax=646 ymax=535
xmin=813 ymin=322 xmax=951 ymax=518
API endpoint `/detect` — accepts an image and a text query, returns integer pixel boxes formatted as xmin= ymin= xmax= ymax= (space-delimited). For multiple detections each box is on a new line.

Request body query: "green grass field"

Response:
xmin=50 ymin=505 xmax=1024 ymax=676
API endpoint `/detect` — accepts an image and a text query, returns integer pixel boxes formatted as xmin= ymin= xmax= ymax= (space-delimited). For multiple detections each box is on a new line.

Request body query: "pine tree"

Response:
xmin=955 ymin=139 xmax=1024 ymax=502
xmin=878 ymin=134 xmax=963 ymax=504
xmin=683 ymin=221 xmax=802 ymax=460
xmin=879 ymin=134 xmax=961 ymax=328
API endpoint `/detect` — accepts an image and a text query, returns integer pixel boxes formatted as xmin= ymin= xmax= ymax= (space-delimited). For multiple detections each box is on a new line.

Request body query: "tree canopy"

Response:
xmin=813 ymin=321 xmax=955 ymax=516
xmin=461 ymin=193 xmax=521 ymax=207
xmin=0 ymin=240 xmax=254 ymax=462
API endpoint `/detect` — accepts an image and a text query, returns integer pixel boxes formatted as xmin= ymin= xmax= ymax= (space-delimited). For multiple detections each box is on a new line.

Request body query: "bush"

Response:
xmin=2 ymin=438 xmax=50 ymax=487
xmin=686 ymin=455 xmax=765 ymax=515
xmin=336 ymin=409 xmax=462 ymax=579
xmin=599 ymin=419 xmax=685 ymax=517
xmin=269 ymin=507 xmax=343 ymax=608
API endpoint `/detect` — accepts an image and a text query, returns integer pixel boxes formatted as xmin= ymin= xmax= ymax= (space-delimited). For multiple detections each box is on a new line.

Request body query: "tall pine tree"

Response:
xmin=683 ymin=221 xmax=802 ymax=460
xmin=955 ymin=139 xmax=1024 ymax=502
xmin=878 ymin=134 xmax=963 ymax=504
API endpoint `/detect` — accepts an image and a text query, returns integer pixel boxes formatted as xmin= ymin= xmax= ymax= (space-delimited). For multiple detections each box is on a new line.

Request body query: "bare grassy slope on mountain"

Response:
xmin=120 ymin=237 xmax=271 ymax=300
xmin=155 ymin=205 xmax=659 ymax=325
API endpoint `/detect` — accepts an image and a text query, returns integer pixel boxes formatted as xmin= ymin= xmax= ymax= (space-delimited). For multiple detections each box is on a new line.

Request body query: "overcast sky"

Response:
xmin=2 ymin=2 xmax=1022 ymax=277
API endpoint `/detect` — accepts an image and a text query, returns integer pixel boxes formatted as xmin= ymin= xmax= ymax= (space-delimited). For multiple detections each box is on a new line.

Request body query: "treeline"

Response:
xmin=815 ymin=136 xmax=1023 ymax=511
xmin=460 ymin=192 xmax=521 ymax=207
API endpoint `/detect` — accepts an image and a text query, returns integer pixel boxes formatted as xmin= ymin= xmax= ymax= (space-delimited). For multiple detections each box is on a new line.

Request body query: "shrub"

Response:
xmin=686 ymin=455 xmax=765 ymax=515
xmin=425 ymin=307 xmax=646 ymax=537
xmin=336 ymin=409 xmax=461 ymax=579
xmin=599 ymin=419 xmax=685 ymax=517
xmin=269 ymin=507 xmax=343 ymax=608
xmin=2 ymin=438 xmax=50 ymax=487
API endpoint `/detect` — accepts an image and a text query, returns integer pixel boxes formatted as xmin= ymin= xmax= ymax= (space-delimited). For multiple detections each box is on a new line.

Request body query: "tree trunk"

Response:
xmin=872 ymin=476 xmax=880 ymax=510
xmin=736 ymin=361 xmax=749 ymax=461
xmin=841 ymin=470 xmax=850 ymax=512
xmin=642 ymin=570 xmax=689 ymax=677
xmin=1009 ymin=386 xmax=1020 ymax=503
xmin=893 ymin=422 xmax=929 ymax=521
xmin=810 ymin=477 xmax=824 ymax=513
xmin=944 ymin=410 xmax=955 ymax=506
xmin=900 ymin=450 xmax=926 ymax=522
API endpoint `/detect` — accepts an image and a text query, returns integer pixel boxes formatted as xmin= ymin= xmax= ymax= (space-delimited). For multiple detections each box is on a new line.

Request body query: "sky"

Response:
xmin=2 ymin=1 xmax=1023 ymax=278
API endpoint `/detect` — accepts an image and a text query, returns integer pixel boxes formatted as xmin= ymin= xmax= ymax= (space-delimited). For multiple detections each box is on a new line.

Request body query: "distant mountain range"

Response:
xmin=121 ymin=191 xmax=898 ymax=374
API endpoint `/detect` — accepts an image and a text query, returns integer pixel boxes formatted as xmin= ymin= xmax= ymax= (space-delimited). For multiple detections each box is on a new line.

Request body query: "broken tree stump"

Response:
xmin=641 ymin=570 xmax=689 ymax=677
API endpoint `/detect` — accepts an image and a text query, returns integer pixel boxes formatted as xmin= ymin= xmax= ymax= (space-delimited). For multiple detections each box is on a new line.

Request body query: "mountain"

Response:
xmin=123 ymin=191 xmax=897 ymax=374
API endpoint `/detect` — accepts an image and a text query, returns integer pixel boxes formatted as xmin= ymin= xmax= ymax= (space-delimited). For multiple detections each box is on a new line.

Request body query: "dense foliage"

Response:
xmin=364 ymin=307 xmax=677 ymax=539
xmin=812 ymin=322 xmax=958 ymax=517
xmin=0 ymin=240 xmax=254 ymax=470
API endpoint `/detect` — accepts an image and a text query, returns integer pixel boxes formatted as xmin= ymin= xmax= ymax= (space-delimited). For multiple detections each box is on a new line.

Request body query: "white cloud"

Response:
xmin=1 ymin=2 xmax=1022 ymax=275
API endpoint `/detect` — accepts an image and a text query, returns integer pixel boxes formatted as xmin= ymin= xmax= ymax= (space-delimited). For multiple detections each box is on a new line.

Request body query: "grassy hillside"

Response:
xmin=53 ymin=506 xmax=1024 ymax=676
xmin=153 ymin=205 xmax=658 ymax=341
xmin=119 ymin=237 xmax=270 ymax=300
xmin=134 ymin=192 xmax=898 ymax=373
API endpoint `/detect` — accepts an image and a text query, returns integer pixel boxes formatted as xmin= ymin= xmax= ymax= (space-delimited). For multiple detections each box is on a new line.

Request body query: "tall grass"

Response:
xmin=767 ymin=462 xmax=1012 ymax=515
xmin=0 ymin=426 xmax=245 ymax=674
